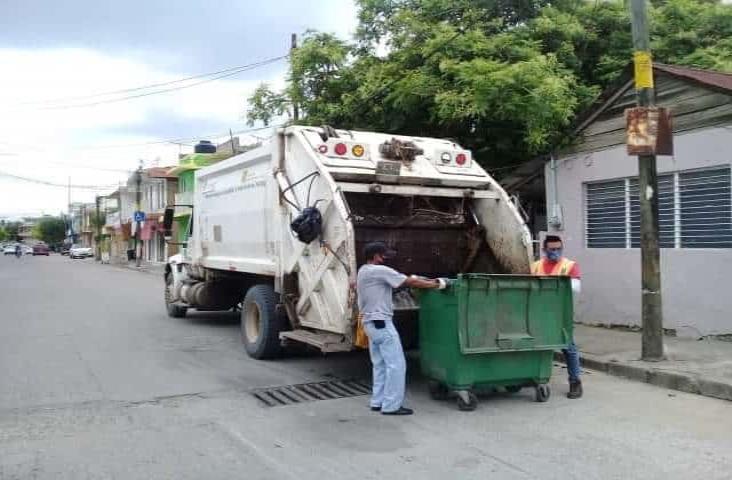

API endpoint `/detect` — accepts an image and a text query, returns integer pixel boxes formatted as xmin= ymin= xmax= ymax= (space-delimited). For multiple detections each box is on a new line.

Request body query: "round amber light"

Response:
xmin=352 ymin=145 xmax=365 ymax=157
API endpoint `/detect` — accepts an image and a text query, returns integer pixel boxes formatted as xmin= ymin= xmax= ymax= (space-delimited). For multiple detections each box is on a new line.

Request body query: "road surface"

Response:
xmin=1 ymin=255 xmax=730 ymax=479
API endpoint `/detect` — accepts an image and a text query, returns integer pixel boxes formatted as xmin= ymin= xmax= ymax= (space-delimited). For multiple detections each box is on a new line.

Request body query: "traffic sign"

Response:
xmin=133 ymin=211 xmax=146 ymax=223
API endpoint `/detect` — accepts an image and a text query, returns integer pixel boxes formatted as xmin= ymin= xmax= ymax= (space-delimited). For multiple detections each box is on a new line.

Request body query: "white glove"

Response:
xmin=437 ymin=278 xmax=449 ymax=290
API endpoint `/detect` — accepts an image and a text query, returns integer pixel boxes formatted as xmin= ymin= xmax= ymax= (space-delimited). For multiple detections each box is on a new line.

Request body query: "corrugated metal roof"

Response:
xmin=655 ymin=64 xmax=732 ymax=93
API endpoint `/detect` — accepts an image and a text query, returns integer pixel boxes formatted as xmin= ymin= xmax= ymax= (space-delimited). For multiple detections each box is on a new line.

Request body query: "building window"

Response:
xmin=585 ymin=180 xmax=626 ymax=248
xmin=585 ymin=167 xmax=731 ymax=249
xmin=679 ymin=168 xmax=732 ymax=248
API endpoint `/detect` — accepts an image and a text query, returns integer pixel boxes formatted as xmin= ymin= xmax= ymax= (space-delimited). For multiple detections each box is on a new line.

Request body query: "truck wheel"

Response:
xmin=165 ymin=274 xmax=187 ymax=318
xmin=241 ymin=285 xmax=287 ymax=360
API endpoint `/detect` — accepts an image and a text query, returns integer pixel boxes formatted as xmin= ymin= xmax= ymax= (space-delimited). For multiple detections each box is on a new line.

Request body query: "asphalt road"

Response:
xmin=1 ymin=255 xmax=731 ymax=480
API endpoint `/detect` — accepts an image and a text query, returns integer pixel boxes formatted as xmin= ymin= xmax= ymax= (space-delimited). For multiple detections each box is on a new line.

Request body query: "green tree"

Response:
xmin=247 ymin=0 xmax=732 ymax=171
xmin=33 ymin=217 xmax=66 ymax=245
xmin=0 ymin=228 xmax=7 ymax=242
xmin=247 ymin=84 xmax=291 ymax=126
xmin=4 ymin=222 xmax=20 ymax=242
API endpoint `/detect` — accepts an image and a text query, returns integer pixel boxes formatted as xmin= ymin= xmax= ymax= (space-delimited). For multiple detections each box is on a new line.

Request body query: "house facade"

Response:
xmin=67 ymin=202 xmax=96 ymax=247
xmin=546 ymin=64 xmax=732 ymax=337
xmin=138 ymin=168 xmax=178 ymax=263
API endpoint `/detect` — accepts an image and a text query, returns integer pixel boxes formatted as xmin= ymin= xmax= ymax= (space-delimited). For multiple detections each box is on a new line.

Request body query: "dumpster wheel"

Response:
xmin=456 ymin=391 xmax=478 ymax=411
xmin=535 ymin=384 xmax=551 ymax=403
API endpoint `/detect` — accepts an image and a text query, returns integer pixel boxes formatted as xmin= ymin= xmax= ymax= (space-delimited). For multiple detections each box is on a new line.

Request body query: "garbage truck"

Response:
xmin=162 ymin=125 xmax=533 ymax=359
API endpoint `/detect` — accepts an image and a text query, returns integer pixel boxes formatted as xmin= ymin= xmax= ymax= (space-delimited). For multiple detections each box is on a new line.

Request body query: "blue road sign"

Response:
xmin=133 ymin=211 xmax=146 ymax=223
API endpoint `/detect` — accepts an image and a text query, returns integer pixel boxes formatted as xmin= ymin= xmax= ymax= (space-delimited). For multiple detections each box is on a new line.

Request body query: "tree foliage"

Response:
xmin=33 ymin=217 xmax=66 ymax=245
xmin=2 ymin=221 xmax=20 ymax=242
xmin=247 ymin=0 xmax=732 ymax=170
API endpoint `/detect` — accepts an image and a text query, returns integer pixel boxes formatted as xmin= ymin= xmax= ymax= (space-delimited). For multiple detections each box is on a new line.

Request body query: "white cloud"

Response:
xmin=0 ymin=48 xmax=288 ymax=215
xmin=0 ymin=1 xmax=359 ymax=216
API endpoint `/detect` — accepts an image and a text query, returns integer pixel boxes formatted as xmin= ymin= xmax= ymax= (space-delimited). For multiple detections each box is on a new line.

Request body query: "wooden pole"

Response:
xmin=630 ymin=0 xmax=664 ymax=361
xmin=291 ymin=33 xmax=299 ymax=122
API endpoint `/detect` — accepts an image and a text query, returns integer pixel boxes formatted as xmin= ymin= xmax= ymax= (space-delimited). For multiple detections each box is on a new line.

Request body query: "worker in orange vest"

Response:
xmin=531 ymin=234 xmax=583 ymax=399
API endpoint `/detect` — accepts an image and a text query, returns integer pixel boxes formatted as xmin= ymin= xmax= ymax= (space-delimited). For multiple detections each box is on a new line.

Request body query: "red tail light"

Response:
xmin=455 ymin=153 xmax=467 ymax=166
xmin=334 ymin=143 xmax=348 ymax=156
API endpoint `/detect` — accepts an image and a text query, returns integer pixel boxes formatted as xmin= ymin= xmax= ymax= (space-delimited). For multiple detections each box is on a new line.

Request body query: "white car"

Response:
xmin=69 ymin=245 xmax=93 ymax=259
xmin=3 ymin=244 xmax=31 ymax=255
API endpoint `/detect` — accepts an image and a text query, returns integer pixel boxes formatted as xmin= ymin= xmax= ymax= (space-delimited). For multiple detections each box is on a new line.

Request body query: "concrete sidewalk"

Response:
xmin=103 ymin=259 xmax=166 ymax=275
xmin=564 ymin=324 xmax=732 ymax=401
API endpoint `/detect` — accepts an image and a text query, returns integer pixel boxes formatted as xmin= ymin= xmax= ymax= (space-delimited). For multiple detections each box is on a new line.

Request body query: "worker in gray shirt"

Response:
xmin=357 ymin=242 xmax=446 ymax=416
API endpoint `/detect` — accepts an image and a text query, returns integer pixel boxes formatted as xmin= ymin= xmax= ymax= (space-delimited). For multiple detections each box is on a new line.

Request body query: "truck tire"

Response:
xmin=241 ymin=284 xmax=287 ymax=359
xmin=165 ymin=274 xmax=187 ymax=318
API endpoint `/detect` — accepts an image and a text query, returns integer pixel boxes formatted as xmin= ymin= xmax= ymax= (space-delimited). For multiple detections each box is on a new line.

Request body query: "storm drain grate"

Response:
xmin=252 ymin=379 xmax=371 ymax=407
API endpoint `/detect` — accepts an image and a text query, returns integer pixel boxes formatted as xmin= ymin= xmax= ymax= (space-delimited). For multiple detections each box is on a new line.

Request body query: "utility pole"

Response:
xmin=291 ymin=33 xmax=299 ymax=122
xmin=95 ymin=195 xmax=102 ymax=261
xmin=67 ymin=177 xmax=73 ymax=245
xmin=630 ymin=0 xmax=664 ymax=361
xmin=135 ymin=162 xmax=143 ymax=267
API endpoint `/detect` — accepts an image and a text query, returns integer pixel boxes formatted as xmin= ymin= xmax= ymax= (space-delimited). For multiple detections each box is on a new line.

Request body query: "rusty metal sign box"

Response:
xmin=625 ymin=107 xmax=674 ymax=156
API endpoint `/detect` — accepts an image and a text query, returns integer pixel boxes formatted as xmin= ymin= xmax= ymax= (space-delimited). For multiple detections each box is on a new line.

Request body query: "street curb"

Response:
xmin=99 ymin=261 xmax=165 ymax=276
xmin=553 ymin=352 xmax=732 ymax=402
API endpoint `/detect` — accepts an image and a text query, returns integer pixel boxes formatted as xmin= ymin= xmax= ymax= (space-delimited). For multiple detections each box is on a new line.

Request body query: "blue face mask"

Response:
xmin=546 ymin=249 xmax=562 ymax=261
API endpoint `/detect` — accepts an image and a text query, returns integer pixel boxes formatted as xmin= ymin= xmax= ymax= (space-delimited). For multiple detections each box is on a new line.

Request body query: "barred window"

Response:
xmin=679 ymin=169 xmax=732 ymax=248
xmin=586 ymin=180 xmax=626 ymax=248
xmin=585 ymin=167 xmax=731 ymax=249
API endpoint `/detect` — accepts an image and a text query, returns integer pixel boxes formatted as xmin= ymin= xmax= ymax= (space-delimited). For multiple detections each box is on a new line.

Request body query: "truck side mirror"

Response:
xmin=162 ymin=207 xmax=174 ymax=240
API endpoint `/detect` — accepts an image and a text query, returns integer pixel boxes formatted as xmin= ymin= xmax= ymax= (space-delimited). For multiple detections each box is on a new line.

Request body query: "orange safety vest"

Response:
xmin=531 ymin=257 xmax=576 ymax=276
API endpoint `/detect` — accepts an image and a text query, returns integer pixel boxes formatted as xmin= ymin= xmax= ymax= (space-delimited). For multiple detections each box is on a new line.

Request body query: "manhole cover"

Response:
xmin=252 ymin=379 xmax=371 ymax=407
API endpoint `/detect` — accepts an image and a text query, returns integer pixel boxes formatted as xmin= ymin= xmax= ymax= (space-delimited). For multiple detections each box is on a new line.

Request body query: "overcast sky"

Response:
xmin=0 ymin=0 xmax=357 ymax=218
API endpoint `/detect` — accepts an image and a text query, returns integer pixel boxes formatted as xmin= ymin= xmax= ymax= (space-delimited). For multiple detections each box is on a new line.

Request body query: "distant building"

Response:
xmin=139 ymin=167 xmax=178 ymax=264
xmin=66 ymin=202 xmax=96 ymax=247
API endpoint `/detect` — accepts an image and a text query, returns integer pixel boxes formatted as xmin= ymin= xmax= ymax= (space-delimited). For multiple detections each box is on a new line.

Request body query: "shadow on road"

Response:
xmin=182 ymin=310 xmax=240 ymax=327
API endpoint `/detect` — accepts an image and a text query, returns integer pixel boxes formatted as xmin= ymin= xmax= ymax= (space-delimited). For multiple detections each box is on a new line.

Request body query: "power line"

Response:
xmin=13 ymin=55 xmax=288 ymax=111
xmin=0 ymin=170 xmax=119 ymax=190
xmin=68 ymin=123 xmax=284 ymax=150
xmin=43 ymin=56 xmax=287 ymax=110
xmin=0 ymin=123 xmax=283 ymax=153
xmin=0 ymin=157 xmax=133 ymax=173
xmin=17 ymin=57 xmax=288 ymax=107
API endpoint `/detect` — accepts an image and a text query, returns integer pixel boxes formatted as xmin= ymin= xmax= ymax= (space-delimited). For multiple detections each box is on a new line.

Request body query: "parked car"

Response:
xmin=3 ymin=245 xmax=17 ymax=255
xmin=69 ymin=245 xmax=93 ymax=259
xmin=60 ymin=246 xmax=70 ymax=256
xmin=21 ymin=245 xmax=33 ymax=255
xmin=32 ymin=244 xmax=50 ymax=256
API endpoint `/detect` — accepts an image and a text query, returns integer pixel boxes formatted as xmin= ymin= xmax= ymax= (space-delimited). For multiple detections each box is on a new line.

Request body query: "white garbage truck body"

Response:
xmin=164 ymin=125 xmax=532 ymax=358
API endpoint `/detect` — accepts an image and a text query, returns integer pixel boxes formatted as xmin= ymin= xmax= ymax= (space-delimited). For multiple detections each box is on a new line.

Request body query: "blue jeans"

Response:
xmin=364 ymin=319 xmax=406 ymax=413
xmin=563 ymin=341 xmax=581 ymax=383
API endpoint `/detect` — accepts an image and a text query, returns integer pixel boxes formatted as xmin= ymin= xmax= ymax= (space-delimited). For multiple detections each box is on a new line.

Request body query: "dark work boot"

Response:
xmin=567 ymin=381 xmax=583 ymax=399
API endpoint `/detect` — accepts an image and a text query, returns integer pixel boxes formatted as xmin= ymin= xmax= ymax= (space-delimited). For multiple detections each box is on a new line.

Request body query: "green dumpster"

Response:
xmin=418 ymin=274 xmax=573 ymax=411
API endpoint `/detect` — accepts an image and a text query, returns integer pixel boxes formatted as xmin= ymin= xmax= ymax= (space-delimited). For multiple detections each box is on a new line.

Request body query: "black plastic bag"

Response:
xmin=290 ymin=207 xmax=322 ymax=244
